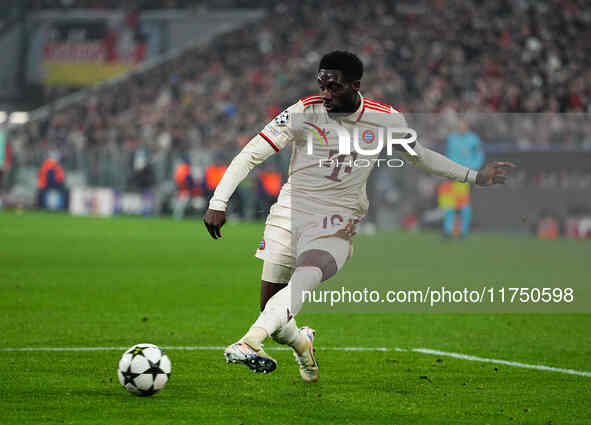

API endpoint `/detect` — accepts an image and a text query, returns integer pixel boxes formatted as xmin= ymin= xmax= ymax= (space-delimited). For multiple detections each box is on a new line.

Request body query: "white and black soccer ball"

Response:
xmin=117 ymin=343 xmax=171 ymax=396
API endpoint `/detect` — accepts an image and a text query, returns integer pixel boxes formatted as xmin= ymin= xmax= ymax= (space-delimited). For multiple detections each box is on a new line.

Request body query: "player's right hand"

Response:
xmin=203 ymin=209 xmax=226 ymax=239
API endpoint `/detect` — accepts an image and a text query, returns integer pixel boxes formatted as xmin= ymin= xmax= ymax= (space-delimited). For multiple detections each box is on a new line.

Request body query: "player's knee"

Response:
xmin=261 ymin=261 xmax=293 ymax=284
xmin=296 ymin=249 xmax=338 ymax=282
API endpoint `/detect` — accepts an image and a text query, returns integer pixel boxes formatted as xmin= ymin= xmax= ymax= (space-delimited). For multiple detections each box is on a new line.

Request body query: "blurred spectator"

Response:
xmin=203 ymin=153 xmax=253 ymax=217
xmin=565 ymin=205 xmax=591 ymax=240
xmin=37 ymin=152 xmax=68 ymax=210
xmin=0 ymin=126 xmax=12 ymax=208
xmin=130 ymin=141 xmax=154 ymax=190
xmin=535 ymin=209 xmax=561 ymax=240
xmin=255 ymin=166 xmax=281 ymax=219
xmin=204 ymin=154 xmax=227 ymax=197
xmin=173 ymin=155 xmax=201 ymax=219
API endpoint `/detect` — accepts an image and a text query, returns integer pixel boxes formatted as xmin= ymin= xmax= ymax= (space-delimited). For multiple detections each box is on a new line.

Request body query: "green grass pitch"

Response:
xmin=1 ymin=212 xmax=590 ymax=424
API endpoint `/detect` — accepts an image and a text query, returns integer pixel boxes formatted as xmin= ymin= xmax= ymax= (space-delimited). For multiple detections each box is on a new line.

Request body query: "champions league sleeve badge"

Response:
xmin=274 ymin=110 xmax=290 ymax=126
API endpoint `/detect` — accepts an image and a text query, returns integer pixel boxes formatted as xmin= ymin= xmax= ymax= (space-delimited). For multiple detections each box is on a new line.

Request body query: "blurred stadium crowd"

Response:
xmin=24 ymin=0 xmax=274 ymax=11
xmin=2 ymin=0 xmax=591 ymax=222
xmin=26 ymin=0 xmax=201 ymax=10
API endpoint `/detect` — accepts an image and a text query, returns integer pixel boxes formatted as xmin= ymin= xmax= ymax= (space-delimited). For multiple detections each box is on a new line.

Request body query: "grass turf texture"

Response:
xmin=1 ymin=211 xmax=589 ymax=424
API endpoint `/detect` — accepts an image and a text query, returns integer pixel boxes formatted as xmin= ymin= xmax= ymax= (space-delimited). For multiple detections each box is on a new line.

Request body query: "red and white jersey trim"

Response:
xmin=299 ymin=94 xmax=400 ymax=119
xmin=258 ymin=132 xmax=280 ymax=152
xmin=300 ymin=94 xmax=323 ymax=107
xmin=356 ymin=97 xmax=400 ymax=121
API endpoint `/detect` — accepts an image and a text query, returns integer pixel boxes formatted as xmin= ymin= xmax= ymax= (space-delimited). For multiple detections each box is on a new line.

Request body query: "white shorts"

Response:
xmin=255 ymin=203 xmax=356 ymax=272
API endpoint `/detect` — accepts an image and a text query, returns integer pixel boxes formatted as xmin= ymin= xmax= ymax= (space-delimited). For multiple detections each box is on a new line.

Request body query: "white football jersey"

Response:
xmin=258 ymin=94 xmax=407 ymax=218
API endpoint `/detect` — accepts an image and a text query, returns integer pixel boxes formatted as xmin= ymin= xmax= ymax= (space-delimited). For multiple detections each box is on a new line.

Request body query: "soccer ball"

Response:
xmin=117 ymin=343 xmax=171 ymax=396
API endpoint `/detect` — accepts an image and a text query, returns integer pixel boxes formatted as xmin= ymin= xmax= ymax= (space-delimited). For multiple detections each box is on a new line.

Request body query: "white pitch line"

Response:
xmin=413 ymin=348 xmax=591 ymax=378
xmin=0 ymin=346 xmax=132 ymax=352
xmin=0 ymin=345 xmax=589 ymax=377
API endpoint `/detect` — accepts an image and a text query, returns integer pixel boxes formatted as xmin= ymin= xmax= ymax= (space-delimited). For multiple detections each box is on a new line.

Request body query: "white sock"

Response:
xmin=241 ymin=326 xmax=268 ymax=350
xmin=272 ymin=319 xmax=310 ymax=355
xmin=271 ymin=318 xmax=299 ymax=345
xmin=251 ymin=266 xmax=323 ymax=337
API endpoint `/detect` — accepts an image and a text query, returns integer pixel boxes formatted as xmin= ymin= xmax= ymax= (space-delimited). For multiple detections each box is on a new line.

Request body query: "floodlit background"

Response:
xmin=0 ymin=0 xmax=590 ymax=238
xmin=0 ymin=2 xmax=590 ymax=424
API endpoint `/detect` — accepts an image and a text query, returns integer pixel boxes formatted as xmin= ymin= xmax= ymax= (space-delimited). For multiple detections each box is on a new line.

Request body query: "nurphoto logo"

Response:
xmin=304 ymin=122 xmax=417 ymax=168
xmin=304 ymin=123 xmax=417 ymax=156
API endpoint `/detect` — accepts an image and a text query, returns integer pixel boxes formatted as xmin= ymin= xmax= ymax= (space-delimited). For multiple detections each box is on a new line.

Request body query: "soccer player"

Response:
xmin=203 ymin=51 xmax=514 ymax=382
xmin=439 ymin=119 xmax=485 ymax=238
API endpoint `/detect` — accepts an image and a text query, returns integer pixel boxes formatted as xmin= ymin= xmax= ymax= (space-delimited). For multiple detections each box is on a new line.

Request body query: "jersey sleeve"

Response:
xmin=394 ymin=111 xmax=478 ymax=183
xmin=386 ymin=109 xmax=417 ymax=152
xmin=258 ymin=101 xmax=303 ymax=151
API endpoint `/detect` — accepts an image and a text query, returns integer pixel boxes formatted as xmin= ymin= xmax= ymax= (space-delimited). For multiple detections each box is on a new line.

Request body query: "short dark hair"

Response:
xmin=318 ymin=51 xmax=363 ymax=82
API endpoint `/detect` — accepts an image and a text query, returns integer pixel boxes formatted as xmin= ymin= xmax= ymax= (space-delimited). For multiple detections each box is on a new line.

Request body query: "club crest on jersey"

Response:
xmin=258 ymin=239 xmax=266 ymax=250
xmin=362 ymin=129 xmax=375 ymax=144
xmin=304 ymin=122 xmax=417 ymax=156
xmin=274 ymin=110 xmax=289 ymax=126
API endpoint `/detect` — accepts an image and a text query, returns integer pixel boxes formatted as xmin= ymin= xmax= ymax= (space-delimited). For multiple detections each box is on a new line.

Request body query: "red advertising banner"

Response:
xmin=39 ymin=13 xmax=149 ymax=86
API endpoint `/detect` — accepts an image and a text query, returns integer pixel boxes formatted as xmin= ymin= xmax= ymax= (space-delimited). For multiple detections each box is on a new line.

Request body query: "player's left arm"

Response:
xmin=405 ymin=141 xmax=515 ymax=185
xmin=392 ymin=113 xmax=515 ymax=185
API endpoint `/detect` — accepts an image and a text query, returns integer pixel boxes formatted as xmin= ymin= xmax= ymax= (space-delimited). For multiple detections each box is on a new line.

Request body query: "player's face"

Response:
xmin=317 ymin=69 xmax=360 ymax=113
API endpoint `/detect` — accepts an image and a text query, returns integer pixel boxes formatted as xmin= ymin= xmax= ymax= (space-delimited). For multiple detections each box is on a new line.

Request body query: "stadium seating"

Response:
xmin=5 ymin=0 xmax=591 ymax=195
